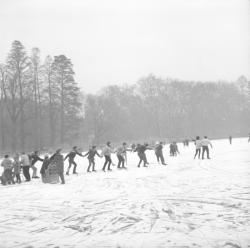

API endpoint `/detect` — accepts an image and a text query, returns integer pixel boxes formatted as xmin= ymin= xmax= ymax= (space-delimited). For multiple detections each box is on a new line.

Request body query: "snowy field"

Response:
xmin=0 ymin=138 xmax=250 ymax=248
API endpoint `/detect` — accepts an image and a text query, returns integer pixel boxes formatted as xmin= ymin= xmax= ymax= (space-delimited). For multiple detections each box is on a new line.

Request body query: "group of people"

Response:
xmin=0 ymin=135 xmax=220 ymax=186
xmin=193 ymin=136 xmax=213 ymax=159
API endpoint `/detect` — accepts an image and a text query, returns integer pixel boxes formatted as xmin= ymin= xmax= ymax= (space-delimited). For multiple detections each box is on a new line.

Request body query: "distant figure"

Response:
xmin=83 ymin=146 xmax=101 ymax=172
xmin=155 ymin=142 xmax=167 ymax=165
xmin=65 ymin=146 xmax=83 ymax=175
xmin=101 ymin=141 xmax=114 ymax=172
xmin=170 ymin=142 xmax=179 ymax=156
xmin=13 ymin=153 xmax=21 ymax=183
xmin=229 ymin=135 xmax=232 ymax=145
xmin=50 ymin=149 xmax=65 ymax=184
xmin=201 ymin=136 xmax=213 ymax=159
xmin=30 ymin=151 xmax=44 ymax=179
xmin=194 ymin=136 xmax=202 ymax=159
xmin=116 ymin=142 xmax=128 ymax=169
xmin=20 ymin=152 xmax=31 ymax=181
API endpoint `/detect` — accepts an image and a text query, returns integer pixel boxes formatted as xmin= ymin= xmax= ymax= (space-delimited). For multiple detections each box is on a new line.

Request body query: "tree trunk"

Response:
xmin=60 ymin=75 xmax=64 ymax=145
xmin=48 ymin=71 xmax=55 ymax=147
xmin=18 ymin=68 xmax=25 ymax=150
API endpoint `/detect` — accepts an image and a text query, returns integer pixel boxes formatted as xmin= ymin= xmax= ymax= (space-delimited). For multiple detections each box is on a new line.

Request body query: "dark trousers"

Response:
xmin=87 ymin=158 xmax=95 ymax=172
xmin=15 ymin=174 xmax=21 ymax=183
xmin=58 ymin=172 xmax=65 ymax=184
xmin=22 ymin=166 xmax=31 ymax=181
xmin=103 ymin=155 xmax=112 ymax=171
xmin=156 ymin=152 xmax=165 ymax=164
xmin=67 ymin=160 xmax=77 ymax=173
xmin=117 ymin=155 xmax=125 ymax=168
xmin=194 ymin=148 xmax=201 ymax=159
xmin=202 ymin=146 xmax=210 ymax=159
xmin=138 ymin=153 xmax=147 ymax=167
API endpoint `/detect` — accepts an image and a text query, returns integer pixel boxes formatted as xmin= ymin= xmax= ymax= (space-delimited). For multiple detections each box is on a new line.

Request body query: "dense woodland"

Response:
xmin=0 ymin=41 xmax=249 ymax=152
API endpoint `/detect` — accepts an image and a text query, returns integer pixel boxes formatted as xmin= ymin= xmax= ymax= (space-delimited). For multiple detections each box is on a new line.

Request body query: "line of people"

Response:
xmin=0 ymin=136 xmax=215 ymax=186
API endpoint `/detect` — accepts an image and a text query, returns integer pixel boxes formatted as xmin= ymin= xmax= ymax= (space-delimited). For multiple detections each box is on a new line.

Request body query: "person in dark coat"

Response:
xmin=134 ymin=143 xmax=150 ymax=168
xmin=50 ymin=149 xmax=65 ymax=184
xmin=13 ymin=153 xmax=21 ymax=183
xmin=65 ymin=146 xmax=83 ymax=175
xmin=40 ymin=154 xmax=50 ymax=183
xmin=83 ymin=146 xmax=101 ymax=172
xmin=30 ymin=151 xmax=44 ymax=179
xmin=155 ymin=142 xmax=166 ymax=165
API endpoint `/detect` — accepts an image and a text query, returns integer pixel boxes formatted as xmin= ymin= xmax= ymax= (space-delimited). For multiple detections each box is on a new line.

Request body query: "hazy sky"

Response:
xmin=0 ymin=0 xmax=249 ymax=92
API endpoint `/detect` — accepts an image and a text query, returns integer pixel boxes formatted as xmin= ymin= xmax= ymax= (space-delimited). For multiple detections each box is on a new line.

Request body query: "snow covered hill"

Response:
xmin=0 ymin=138 xmax=250 ymax=248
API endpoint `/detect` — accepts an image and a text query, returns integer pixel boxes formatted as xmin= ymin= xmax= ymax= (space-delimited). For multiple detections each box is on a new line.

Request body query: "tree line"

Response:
xmin=0 ymin=41 xmax=249 ymax=152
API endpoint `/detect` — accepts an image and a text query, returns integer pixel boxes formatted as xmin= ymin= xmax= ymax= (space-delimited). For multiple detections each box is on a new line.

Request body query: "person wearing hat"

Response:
xmin=65 ymin=146 xmax=83 ymax=175
xmin=83 ymin=145 xmax=101 ymax=172
xmin=101 ymin=141 xmax=114 ymax=172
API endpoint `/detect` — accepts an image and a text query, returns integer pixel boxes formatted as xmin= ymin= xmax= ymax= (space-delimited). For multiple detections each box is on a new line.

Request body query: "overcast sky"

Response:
xmin=0 ymin=0 xmax=249 ymax=92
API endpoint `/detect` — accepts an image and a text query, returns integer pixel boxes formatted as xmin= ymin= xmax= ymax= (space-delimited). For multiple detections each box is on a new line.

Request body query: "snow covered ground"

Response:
xmin=0 ymin=138 xmax=250 ymax=248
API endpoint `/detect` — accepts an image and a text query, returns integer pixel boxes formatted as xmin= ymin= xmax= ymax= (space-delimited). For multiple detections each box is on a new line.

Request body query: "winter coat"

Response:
xmin=84 ymin=149 xmax=100 ymax=160
xmin=40 ymin=158 xmax=50 ymax=175
xmin=20 ymin=154 xmax=30 ymax=167
xmin=13 ymin=160 xmax=21 ymax=174
xmin=116 ymin=146 xmax=126 ymax=156
xmin=30 ymin=154 xmax=43 ymax=165
xmin=50 ymin=153 xmax=64 ymax=173
xmin=1 ymin=158 xmax=13 ymax=171
xmin=201 ymin=138 xmax=212 ymax=147
xmin=102 ymin=146 xmax=113 ymax=156
xmin=155 ymin=144 xmax=163 ymax=155
xmin=195 ymin=140 xmax=202 ymax=149
xmin=64 ymin=150 xmax=82 ymax=161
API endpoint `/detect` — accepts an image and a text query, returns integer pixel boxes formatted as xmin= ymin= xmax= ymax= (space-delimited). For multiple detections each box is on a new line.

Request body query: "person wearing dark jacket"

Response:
xmin=30 ymin=151 xmax=44 ymax=179
xmin=83 ymin=146 xmax=101 ymax=172
xmin=134 ymin=143 xmax=150 ymax=168
xmin=65 ymin=146 xmax=83 ymax=175
xmin=155 ymin=142 xmax=166 ymax=165
xmin=50 ymin=149 xmax=65 ymax=184
xmin=40 ymin=154 xmax=50 ymax=183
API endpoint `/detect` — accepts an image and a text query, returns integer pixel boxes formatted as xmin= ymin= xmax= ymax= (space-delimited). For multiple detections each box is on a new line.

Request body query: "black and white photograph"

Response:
xmin=0 ymin=0 xmax=250 ymax=247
